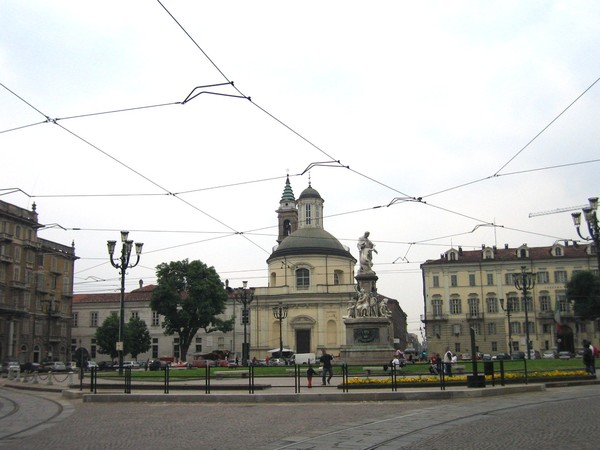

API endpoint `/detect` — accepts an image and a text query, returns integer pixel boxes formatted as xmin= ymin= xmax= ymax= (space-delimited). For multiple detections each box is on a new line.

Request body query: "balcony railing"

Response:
xmin=466 ymin=312 xmax=484 ymax=320
xmin=421 ymin=313 xmax=448 ymax=322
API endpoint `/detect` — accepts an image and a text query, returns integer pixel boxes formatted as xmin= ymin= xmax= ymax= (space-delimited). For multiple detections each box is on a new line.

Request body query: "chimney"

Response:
xmin=504 ymin=243 xmax=509 ymax=249
xmin=139 ymin=279 xmax=143 ymax=289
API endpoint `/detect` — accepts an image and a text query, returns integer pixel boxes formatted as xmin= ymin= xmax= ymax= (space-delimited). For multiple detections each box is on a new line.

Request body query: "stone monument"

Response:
xmin=340 ymin=232 xmax=395 ymax=364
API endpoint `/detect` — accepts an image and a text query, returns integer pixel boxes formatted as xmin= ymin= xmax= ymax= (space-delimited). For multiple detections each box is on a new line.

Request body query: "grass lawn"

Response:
xmin=97 ymin=358 xmax=589 ymax=379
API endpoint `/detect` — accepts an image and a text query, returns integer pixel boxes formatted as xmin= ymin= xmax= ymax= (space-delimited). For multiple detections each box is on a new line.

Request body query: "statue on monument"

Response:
xmin=343 ymin=283 xmax=391 ymax=319
xmin=357 ymin=231 xmax=377 ymax=274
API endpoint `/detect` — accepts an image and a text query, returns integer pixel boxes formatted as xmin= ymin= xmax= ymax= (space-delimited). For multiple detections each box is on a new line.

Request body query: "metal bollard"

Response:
xmin=32 ymin=371 xmax=39 ymax=384
xmin=47 ymin=371 xmax=54 ymax=385
xmin=68 ymin=371 xmax=74 ymax=386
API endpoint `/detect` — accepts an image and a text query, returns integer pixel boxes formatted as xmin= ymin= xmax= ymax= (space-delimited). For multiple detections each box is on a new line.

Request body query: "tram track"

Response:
xmin=0 ymin=387 xmax=73 ymax=444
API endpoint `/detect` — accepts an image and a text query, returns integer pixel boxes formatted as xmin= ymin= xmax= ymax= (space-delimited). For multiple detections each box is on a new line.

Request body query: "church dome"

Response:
xmin=268 ymin=227 xmax=355 ymax=261
xmin=298 ymin=185 xmax=322 ymax=201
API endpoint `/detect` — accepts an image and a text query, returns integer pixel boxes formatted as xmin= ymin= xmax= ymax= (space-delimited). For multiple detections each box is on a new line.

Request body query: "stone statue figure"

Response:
xmin=342 ymin=283 xmax=391 ymax=319
xmin=357 ymin=231 xmax=377 ymax=273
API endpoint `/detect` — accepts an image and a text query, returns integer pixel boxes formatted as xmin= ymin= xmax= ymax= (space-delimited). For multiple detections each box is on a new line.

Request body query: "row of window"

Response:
xmin=73 ymin=310 xmax=162 ymax=327
xmin=431 ymin=293 xmax=569 ymax=316
xmin=431 ymin=269 xmax=598 ymax=288
xmin=431 ymin=320 xmax=592 ymax=340
xmin=271 ymin=268 xmax=345 ymax=289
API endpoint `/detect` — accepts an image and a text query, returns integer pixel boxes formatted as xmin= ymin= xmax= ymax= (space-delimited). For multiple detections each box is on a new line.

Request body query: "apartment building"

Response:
xmin=0 ymin=200 xmax=77 ymax=364
xmin=421 ymin=242 xmax=598 ymax=357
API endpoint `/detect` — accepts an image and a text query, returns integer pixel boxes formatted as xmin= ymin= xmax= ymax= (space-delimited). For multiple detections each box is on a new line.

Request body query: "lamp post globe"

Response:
xmin=572 ymin=197 xmax=600 ymax=270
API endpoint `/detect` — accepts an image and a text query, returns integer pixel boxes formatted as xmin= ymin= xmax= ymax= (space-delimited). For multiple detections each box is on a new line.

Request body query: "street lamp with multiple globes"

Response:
xmin=513 ymin=266 xmax=535 ymax=360
xmin=107 ymin=231 xmax=143 ymax=375
xmin=272 ymin=302 xmax=288 ymax=361
xmin=571 ymin=196 xmax=600 ymax=270
xmin=234 ymin=281 xmax=254 ymax=365
xmin=499 ymin=297 xmax=513 ymax=356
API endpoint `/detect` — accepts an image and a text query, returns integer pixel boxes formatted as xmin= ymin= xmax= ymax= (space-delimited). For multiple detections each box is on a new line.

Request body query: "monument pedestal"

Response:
xmin=340 ymin=317 xmax=395 ymax=365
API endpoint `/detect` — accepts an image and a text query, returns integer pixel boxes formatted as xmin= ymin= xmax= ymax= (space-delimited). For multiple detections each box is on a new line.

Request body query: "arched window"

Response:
xmin=270 ymin=272 xmax=276 ymax=287
xmin=296 ymin=268 xmax=310 ymax=289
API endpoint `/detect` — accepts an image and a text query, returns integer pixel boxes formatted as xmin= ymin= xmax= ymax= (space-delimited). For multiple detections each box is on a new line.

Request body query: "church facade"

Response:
xmin=250 ymin=177 xmax=407 ymax=359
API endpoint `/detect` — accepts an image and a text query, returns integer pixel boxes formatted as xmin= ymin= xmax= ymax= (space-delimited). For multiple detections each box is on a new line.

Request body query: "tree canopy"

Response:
xmin=150 ymin=259 xmax=234 ymax=361
xmin=125 ymin=316 xmax=151 ymax=359
xmin=567 ymin=270 xmax=600 ymax=321
xmin=95 ymin=314 xmax=120 ymax=359
xmin=95 ymin=314 xmax=152 ymax=360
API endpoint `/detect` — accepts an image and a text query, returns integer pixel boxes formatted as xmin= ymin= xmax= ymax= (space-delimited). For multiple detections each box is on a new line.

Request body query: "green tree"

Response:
xmin=95 ymin=314 xmax=120 ymax=360
xmin=125 ymin=317 xmax=151 ymax=360
xmin=567 ymin=270 xmax=600 ymax=320
xmin=150 ymin=259 xmax=234 ymax=361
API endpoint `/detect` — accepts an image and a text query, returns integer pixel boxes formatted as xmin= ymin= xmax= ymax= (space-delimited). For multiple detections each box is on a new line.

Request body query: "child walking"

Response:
xmin=307 ymin=364 xmax=316 ymax=388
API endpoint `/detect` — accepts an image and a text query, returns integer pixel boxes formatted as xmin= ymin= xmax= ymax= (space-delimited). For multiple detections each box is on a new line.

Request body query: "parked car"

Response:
xmin=461 ymin=353 xmax=472 ymax=361
xmin=122 ymin=361 xmax=140 ymax=369
xmin=187 ymin=359 xmax=214 ymax=368
xmin=227 ymin=359 xmax=238 ymax=368
xmin=1 ymin=359 xmax=20 ymax=374
xmin=494 ymin=353 xmax=510 ymax=360
xmin=511 ymin=351 xmax=526 ymax=360
xmin=97 ymin=361 xmax=116 ymax=371
xmin=482 ymin=353 xmax=492 ymax=360
xmin=42 ymin=361 xmax=67 ymax=372
xmin=87 ymin=361 xmax=99 ymax=369
xmin=558 ymin=351 xmax=572 ymax=360
xmin=542 ymin=350 xmax=557 ymax=359
xmin=20 ymin=362 xmax=42 ymax=372
xmin=250 ymin=359 xmax=268 ymax=366
xmin=269 ymin=358 xmax=287 ymax=366
xmin=148 ymin=359 xmax=169 ymax=371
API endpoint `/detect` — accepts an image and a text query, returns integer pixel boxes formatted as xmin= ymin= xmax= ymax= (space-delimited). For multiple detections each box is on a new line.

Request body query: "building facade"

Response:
xmin=421 ymin=242 xmax=599 ymax=357
xmin=0 ymin=200 xmax=77 ymax=364
xmin=72 ymin=281 xmax=239 ymax=362
xmin=251 ymin=178 xmax=407 ymax=358
xmin=71 ymin=178 xmax=409 ymax=363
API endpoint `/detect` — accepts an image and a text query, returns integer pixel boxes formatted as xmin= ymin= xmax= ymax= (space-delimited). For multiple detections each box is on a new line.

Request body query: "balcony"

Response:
xmin=466 ymin=312 xmax=484 ymax=321
xmin=23 ymin=239 xmax=41 ymax=249
xmin=538 ymin=310 xmax=555 ymax=319
xmin=420 ymin=313 xmax=448 ymax=322
xmin=10 ymin=280 xmax=27 ymax=290
xmin=0 ymin=253 xmax=13 ymax=264
xmin=0 ymin=232 xmax=13 ymax=241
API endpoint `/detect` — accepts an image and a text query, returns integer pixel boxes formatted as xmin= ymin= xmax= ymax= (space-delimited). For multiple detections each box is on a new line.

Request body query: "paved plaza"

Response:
xmin=1 ymin=375 xmax=600 ymax=449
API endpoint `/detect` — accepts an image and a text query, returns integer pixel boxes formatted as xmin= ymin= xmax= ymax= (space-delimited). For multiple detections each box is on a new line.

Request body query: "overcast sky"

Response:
xmin=2 ymin=1 xmax=599 ymax=336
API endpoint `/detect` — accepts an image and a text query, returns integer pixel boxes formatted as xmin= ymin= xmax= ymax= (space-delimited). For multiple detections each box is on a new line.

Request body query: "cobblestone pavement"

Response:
xmin=1 ymin=383 xmax=599 ymax=449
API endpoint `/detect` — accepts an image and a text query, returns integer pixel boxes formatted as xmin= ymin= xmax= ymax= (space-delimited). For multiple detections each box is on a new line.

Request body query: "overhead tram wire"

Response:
xmin=156 ymin=0 xmax=422 ymax=201
xmin=421 ymin=75 xmax=600 ymax=200
xmin=2 ymin=86 xmax=271 ymax=257
xmin=494 ymin=74 xmax=600 ymax=176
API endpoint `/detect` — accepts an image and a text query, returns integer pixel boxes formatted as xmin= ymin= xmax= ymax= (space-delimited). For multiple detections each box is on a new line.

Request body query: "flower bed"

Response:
xmin=340 ymin=370 xmax=592 ymax=389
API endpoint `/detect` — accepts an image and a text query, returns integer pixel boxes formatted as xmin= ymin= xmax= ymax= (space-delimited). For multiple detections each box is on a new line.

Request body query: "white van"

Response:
xmin=291 ymin=353 xmax=317 ymax=365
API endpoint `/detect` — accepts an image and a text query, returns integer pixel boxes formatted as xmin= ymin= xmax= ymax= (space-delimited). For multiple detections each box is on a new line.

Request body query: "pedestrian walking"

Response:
xmin=443 ymin=348 xmax=453 ymax=377
xmin=583 ymin=340 xmax=595 ymax=375
xmin=320 ymin=348 xmax=334 ymax=385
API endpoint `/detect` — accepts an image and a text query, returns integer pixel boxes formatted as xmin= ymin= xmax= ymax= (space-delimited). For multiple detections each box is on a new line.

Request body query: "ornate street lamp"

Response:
xmin=513 ymin=266 xmax=535 ymax=360
xmin=272 ymin=302 xmax=288 ymax=361
xmin=499 ymin=297 xmax=513 ymax=356
xmin=571 ymin=196 xmax=600 ymax=270
xmin=234 ymin=281 xmax=254 ymax=365
xmin=107 ymin=231 xmax=143 ymax=375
